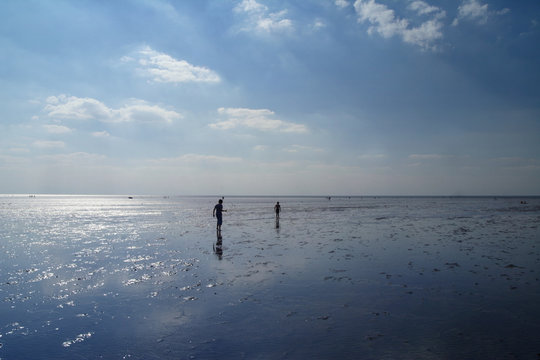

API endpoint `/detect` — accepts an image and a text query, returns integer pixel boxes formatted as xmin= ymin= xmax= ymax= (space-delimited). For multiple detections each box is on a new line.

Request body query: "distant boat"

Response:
xmin=128 ymin=196 xmax=133 ymax=199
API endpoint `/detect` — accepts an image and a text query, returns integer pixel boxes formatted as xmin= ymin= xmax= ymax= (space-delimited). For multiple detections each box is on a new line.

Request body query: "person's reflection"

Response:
xmin=275 ymin=217 xmax=280 ymax=230
xmin=213 ymin=229 xmax=223 ymax=259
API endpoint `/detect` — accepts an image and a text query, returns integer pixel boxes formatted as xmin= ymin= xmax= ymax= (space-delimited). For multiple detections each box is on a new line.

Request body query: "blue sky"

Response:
xmin=1 ymin=0 xmax=539 ymax=195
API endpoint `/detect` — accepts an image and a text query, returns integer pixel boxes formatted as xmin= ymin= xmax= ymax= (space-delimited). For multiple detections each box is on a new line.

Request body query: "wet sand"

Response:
xmin=0 ymin=196 xmax=539 ymax=359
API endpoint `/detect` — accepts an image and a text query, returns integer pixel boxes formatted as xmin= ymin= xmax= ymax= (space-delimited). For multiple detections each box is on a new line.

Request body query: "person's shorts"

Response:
xmin=216 ymin=215 xmax=222 ymax=225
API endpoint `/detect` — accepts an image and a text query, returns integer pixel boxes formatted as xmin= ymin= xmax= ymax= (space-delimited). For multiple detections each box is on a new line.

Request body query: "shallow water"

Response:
xmin=1 ymin=195 xmax=539 ymax=359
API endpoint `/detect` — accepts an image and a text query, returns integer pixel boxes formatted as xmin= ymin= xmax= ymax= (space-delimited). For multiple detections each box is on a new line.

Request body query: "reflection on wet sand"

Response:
xmin=213 ymin=229 xmax=223 ymax=259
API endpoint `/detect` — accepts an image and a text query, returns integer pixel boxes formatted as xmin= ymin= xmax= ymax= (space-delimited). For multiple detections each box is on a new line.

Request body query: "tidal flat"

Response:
xmin=1 ymin=195 xmax=539 ymax=359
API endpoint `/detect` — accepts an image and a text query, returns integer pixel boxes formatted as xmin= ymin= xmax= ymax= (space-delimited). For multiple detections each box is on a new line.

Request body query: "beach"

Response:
xmin=0 ymin=195 xmax=539 ymax=359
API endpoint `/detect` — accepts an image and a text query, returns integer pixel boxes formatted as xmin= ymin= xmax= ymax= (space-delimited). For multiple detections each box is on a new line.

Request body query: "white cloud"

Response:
xmin=124 ymin=46 xmax=220 ymax=83
xmin=44 ymin=95 xmax=182 ymax=124
xmin=139 ymin=47 xmax=220 ymax=83
xmin=283 ymin=145 xmax=324 ymax=153
xmin=409 ymin=1 xmax=444 ymax=17
xmin=402 ymin=19 xmax=444 ymax=48
xmin=354 ymin=0 xmax=408 ymax=38
xmin=43 ymin=124 xmax=72 ymax=134
xmin=113 ymin=100 xmax=182 ymax=124
xmin=453 ymin=0 xmax=489 ymax=26
xmin=335 ymin=0 xmax=350 ymax=9
xmin=92 ymin=131 xmax=110 ymax=138
xmin=209 ymin=107 xmax=308 ymax=133
xmin=234 ymin=0 xmax=293 ymax=35
xmin=236 ymin=0 xmax=266 ymax=13
xmin=33 ymin=140 xmax=65 ymax=149
xmin=353 ymin=0 xmax=445 ymax=50
xmin=45 ymin=95 xmax=110 ymax=120
xmin=311 ymin=19 xmax=327 ymax=31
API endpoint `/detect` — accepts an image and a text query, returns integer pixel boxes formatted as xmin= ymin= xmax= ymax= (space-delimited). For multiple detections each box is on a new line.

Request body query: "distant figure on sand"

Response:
xmin=213 ymin=199 xmax=226 ymax=230
xmin=274 ymin=201 xmax=281 ymax=219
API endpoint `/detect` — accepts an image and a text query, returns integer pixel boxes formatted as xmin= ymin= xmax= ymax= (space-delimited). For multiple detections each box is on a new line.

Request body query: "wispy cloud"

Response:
xmin=409 ymin=1 xmax=443 ymax=16
xmin=37 ymin=152 xmax=108 ymax=165
xmin=8 ymin=147 xmax=30 ymax=154
xmin=92 ymin=131 xmax=110 ymax=138
xmin=33 ymin=140 xmax=65 ymax=149
xmin=0 ymin=154 xmax=31 ymax=165
xmin=178 ymin=154 xmax=243 ymax=163
xmin=149 ymin=153 xmax=243 ymax=166
xmin=353 ymin=0 xmax=445 ymax=50
xmin=210 ymin=107 xmax=308 ymax=133
xmin=358 ymin=153 xmax=387 ymax=160
xmin=43 ymin=124 xmax=72 ymax=134
xmin=234 ymin=0 xmax=293 ymax=35
xmin=124 ymin=46 xmax=220 ymax=83
xmin=452 ymin=0 xmax=489 ymax=26
xmin=335 ymin=0 xmax=350 ymax=9
xmin=408 ymin=153 xmax=452 ymax=160
xmin=283 ymin=144 xmax=324 ymax=153
xmin=311 ymin=19 xmax=327 ymax=31
xmin=44 ymin=95 xmax=182 ymax=124
xmin=490 ymin=157 xmax=540 ymax=170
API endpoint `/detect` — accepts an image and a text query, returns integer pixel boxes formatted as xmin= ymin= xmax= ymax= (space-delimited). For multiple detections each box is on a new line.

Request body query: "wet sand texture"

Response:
xmin=0 ymin=195 xmax=539 ymax=359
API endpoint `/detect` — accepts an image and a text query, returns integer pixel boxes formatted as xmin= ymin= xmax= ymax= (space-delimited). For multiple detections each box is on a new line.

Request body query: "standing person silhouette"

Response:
xmin=274 ymin=201 xmax=281 ymax=219
xmin=213 ymin=199 xmax=226 ymax=230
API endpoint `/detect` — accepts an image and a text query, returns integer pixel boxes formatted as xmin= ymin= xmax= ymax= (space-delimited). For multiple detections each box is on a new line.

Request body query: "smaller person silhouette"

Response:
xmin=274 ymin=201 xmax=281 ymax=219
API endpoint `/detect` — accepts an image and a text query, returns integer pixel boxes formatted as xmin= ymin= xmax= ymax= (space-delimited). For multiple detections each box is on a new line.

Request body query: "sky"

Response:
xmin=1 ymin=0 xmax=539 ymax=196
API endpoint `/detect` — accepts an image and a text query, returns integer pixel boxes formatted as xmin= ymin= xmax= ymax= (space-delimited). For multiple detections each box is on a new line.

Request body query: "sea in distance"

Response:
xmin=0 ymin=194 xmax=539 ymax=359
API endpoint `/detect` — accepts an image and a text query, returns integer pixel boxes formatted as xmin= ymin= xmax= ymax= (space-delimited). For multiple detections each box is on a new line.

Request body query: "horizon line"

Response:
xmin=2 ymin=193 xmax=539 ymax=198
